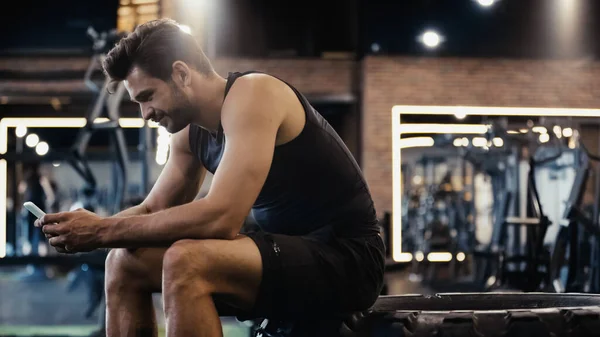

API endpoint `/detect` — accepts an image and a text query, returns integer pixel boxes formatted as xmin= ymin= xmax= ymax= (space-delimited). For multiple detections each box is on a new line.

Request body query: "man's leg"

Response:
xmin=161 ymin=236 xmax=262 ymax=337
xmin=104 ymin=236 xmax=262 ymax=337
xmin=105 ymin=247 xmax=165 ymax=337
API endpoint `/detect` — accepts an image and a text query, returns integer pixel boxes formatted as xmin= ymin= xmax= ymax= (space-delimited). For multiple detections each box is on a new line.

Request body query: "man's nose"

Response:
xmin=141 ymin=105 xmax=153 ymax=120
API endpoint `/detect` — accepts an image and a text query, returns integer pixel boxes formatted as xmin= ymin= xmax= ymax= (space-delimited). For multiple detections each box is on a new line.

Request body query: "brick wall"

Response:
xmin=212 ymin=58 xmax=355 ymax=97
xmin=362 ymin=56 xmax=600 ymax=215
xmin=0 ymin=57 xmax=354 ymax=99
xmin=17 ymin=57 xmax=355 ymax=100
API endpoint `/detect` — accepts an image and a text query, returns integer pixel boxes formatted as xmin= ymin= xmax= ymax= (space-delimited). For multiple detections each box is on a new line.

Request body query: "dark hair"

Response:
xmin=102 ymin=18 xmax=214 ymax=92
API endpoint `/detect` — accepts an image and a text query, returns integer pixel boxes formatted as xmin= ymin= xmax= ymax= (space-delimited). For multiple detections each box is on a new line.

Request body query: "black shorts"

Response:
xmin=226 ymin=230 xmax=386 ymax=320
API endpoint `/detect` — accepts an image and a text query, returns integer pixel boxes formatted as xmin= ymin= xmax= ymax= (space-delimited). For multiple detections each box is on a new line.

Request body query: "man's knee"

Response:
xmin=162 ymin=240 xmax=213 ymax=294
xmin=105 ymin=248 xmax=149 ymax=292
xmin=105 ymin=249 xmax=132 ymax=286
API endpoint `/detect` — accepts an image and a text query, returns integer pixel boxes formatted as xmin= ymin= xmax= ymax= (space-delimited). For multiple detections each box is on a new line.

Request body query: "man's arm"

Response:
xmin=111 ymin=204 xmax=150 ymax=218
xmin=112 ymin=125 xmax=206 ymax=218
xmin=101 ymin=74 xmax=286 ymax=247
xmin=38 ymin=125 xmax=207 ymax=251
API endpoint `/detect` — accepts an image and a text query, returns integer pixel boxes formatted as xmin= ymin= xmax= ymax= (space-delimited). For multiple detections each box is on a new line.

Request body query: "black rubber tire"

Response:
xmin=341 ymin=293 xmax=600 ymax=337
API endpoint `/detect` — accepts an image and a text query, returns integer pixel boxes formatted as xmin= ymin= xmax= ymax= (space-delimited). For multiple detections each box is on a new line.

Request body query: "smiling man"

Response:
xmin=36 ymin=18 xmax=385 ymax=337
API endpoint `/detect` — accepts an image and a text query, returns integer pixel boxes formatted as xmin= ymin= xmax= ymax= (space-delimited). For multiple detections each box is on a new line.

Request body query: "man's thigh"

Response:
xmin=243 ymin=232 xmax=358 ymax=320
xmin=164 ymin=235 xmax=263 ymax=314
xmin=106 ymin=237 xmax=262 ymax=317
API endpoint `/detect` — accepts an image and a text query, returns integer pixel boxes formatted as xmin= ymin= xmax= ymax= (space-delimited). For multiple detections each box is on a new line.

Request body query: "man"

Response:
xmin=36 ymin=18 xmax=385 ymax=336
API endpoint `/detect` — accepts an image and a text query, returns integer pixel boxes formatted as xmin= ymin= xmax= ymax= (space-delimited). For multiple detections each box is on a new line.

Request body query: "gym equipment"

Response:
xmin=401 ymin=154 xmax=475 ymax=283
xmin=340 ymin=293 xmax=600 ymax=337
xmin=69 ymin=26 xmax=129 ymax=215
xmin=484 ymin=146 xmax=558 ymax=291
xmin=470 ymin=124 xmax=567 ymax=291
xmin=248 ymin=293 xmax=600 ymax=336
xmin=552 ymin=141 xmax=600 ymax=294
xmin=423 ymin=121 xmax=568 ymax=292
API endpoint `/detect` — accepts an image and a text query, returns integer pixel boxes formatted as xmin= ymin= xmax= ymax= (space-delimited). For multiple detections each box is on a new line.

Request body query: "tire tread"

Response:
xmin=341 ymin=294 xmax=600 ymax=337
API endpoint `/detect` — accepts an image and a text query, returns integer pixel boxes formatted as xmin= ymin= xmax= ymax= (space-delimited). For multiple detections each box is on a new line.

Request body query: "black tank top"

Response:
xmin=189 ymin=71 xmax=379 ymax=239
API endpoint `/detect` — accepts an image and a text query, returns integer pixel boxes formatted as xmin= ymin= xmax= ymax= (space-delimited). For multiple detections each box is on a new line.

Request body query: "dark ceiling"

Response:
xmin=4 ymin=0 xmax=600 ymax=59
xmin=362 ymin=0 xmax=600 ymax=59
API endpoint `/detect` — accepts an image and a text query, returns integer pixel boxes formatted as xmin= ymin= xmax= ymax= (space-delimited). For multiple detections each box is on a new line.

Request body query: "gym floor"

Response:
xmin=0 ymin=265 xmax=442 ymax=337
xmin=0 ymin=265 xmax=249 ymax=336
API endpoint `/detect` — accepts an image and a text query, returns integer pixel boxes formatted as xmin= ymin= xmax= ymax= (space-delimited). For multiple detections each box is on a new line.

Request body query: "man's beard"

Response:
xmin=165 ymin=103 xmax=195 ymax=133
xmin=166 ymin=85 xmax=196 ymax=133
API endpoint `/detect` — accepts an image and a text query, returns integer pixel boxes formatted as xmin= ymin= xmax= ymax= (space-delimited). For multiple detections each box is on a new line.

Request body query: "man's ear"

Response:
xmin=171 ymin=61 xmax=192 ymax=87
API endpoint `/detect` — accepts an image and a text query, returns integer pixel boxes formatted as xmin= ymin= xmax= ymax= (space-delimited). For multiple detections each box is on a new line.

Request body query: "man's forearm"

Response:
xmin=100 ymin=198 xmax=239 ymax=248
xmin=110 ymin=203 xmax=151 ymax=218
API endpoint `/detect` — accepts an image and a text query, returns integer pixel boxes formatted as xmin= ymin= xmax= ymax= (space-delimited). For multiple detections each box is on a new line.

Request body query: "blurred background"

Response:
xmin=3 ymin=0 xmax=600 ymax=336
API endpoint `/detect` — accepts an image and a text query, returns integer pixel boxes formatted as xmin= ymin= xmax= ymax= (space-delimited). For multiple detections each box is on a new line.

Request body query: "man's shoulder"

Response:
xmin=222 ymin=73 xmax=294 ymax=124
xmin=228 ymin=71 xmax=286 ymax=95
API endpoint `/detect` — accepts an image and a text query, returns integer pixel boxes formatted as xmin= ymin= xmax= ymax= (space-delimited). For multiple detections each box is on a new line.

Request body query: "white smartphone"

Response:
xmin=23 ymin=201 xmax=46 ymax=219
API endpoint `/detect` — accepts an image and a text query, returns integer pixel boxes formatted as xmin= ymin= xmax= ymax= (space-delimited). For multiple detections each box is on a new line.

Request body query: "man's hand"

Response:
xmin=35 ymin=209 xmax=107 ymax=253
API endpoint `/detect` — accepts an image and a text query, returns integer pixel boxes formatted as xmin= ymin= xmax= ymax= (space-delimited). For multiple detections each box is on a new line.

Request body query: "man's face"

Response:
xmin=124 ymin=66 xmax=196 ymax=134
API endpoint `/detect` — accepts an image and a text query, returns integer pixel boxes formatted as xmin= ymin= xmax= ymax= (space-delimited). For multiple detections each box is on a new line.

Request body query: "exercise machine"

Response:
xmin=552 ymin=140 xmax=600 ymax=293
xmin=469 ymin=122 xmax=562 ymax=291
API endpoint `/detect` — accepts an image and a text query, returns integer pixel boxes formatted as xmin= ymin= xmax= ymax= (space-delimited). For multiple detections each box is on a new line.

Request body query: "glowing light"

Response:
xmin=472 ymin=137 xmax=487 ymax=147
xmin=415 ymin=251 xmax=425 ymax=262
xmin=398 ymin=124 xmax=489 ymax=135
xmin=392 ymin=105 xmax=600 ymax=118
xmin=155 ymin=153 xmax=168 ymax=165
xmin=391 ymin=105 xmax=402 ymax=261
xmin=0 ymin=159 xmax=5 ymax=257
xmin=457 ymin=252 xmax=466 ymax=262
xmin=157 ymin=135 xmax=171 ymax=145
xmin=455 ymin=110 xmax=467 ymax=119
xmin=563 ymin=127 xmax=573 ymax=137
xmin=25 ymin=134 xmax=39 ymax=148
xmin=397 ymin=253 xmax=413 ymax=262
xmin=553 ymin=125 xmax=562 ymax=138
xmin=15 ymin=125 xmax=27 ymax=138
xmin=492 ymin=137 xmax=504 ymax=147
xmin=427 ymin=252 xmax=453 ymax=262
xmin=539 ymin=133 xmax=550 ymax=143
xmin=35 ymin=142 xmax=49 ymax=156
xmin=158 ymin=126 xmax=169 ymax=136
xmin=118 ymin=118 xmax=146 ymax=128
xmin=421 ymin=31 xmax=441 ymax=48
xmin=155 ymin=126 xmax=171 ymax=166
xmin=477 ymin=0 xmax=495 ymax=7
xmin=399 ymin=137 xmax=434 ymax=149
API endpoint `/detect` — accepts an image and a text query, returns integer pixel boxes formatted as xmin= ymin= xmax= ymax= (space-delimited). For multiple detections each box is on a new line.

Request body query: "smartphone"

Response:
xmin=23 ymin=201 xmax=46 ymax=219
